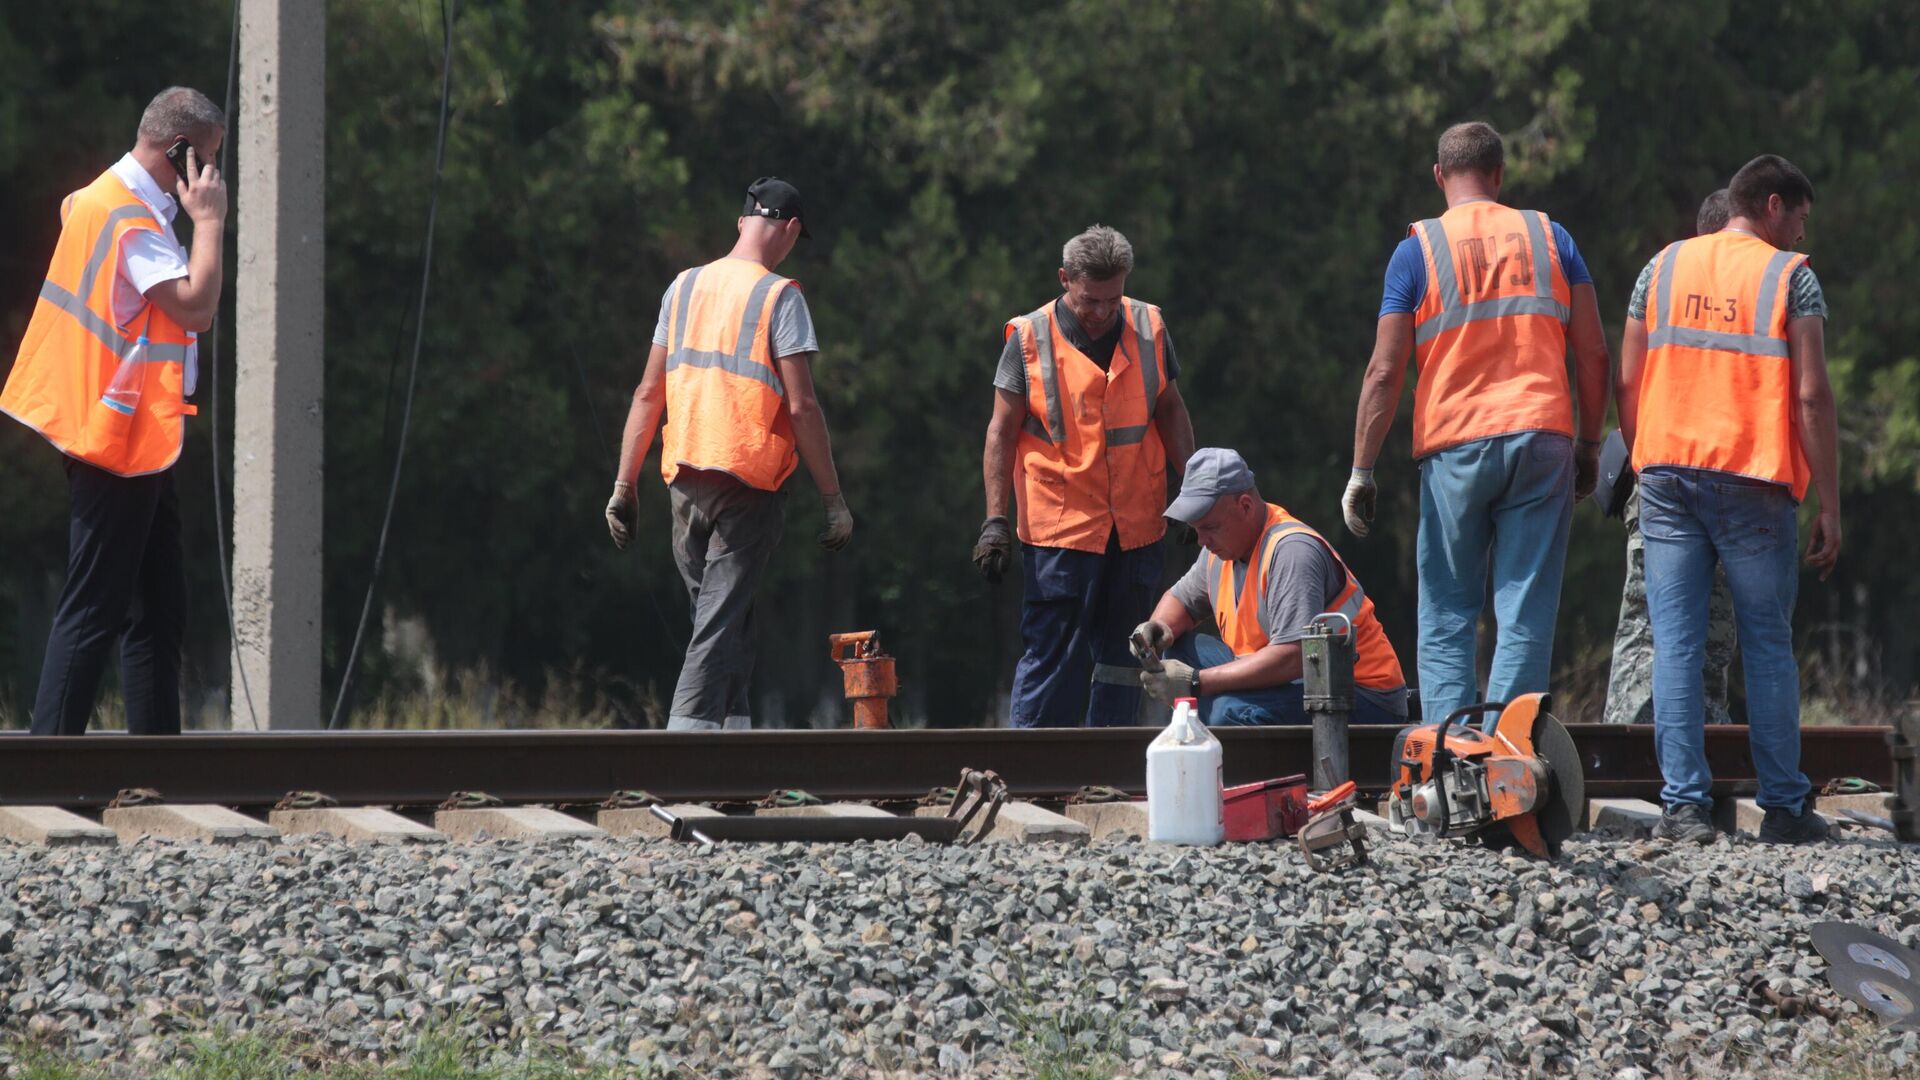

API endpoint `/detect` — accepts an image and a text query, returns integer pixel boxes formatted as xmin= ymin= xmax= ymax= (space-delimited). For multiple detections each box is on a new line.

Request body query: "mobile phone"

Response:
xmin=166 ymin=138 xmax=193 ymax=182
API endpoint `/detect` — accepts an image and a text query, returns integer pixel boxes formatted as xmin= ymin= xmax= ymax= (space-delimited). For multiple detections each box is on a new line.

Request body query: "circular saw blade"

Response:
xmin=1811 ymin=922 xmax=1920 ymax=983
xmin=1530 ymin=709 xmax=1585 ymax=857
xmin=1825 ymin=960 xmax=1920 ymax=1030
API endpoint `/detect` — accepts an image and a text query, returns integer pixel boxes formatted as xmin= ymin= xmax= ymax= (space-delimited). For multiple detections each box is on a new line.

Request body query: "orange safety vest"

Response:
xmin=1408 ymin=201 xmax=1573 ymax=458
xmin=1008 ymin=298 xmax=1170 ymax=553
xmin=1632 ymin=231 xmax=1811 ymax=500
xmin=2 ymin=169 xmax=197 ymax=476
xmin=1205 ymin=504 xmax=1405 ymax=692
xmin=658 ymin=257 xmax=801 ymax=491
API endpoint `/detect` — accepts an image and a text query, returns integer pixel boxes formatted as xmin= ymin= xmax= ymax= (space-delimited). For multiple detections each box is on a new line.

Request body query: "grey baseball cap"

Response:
xmin=1166 ymin=448 xmax=1257 ymax=523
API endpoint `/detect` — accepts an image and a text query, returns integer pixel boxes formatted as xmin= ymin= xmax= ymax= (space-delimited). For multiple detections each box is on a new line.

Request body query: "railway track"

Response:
xmin=0 ymin=724 xmax=1895 ymax=809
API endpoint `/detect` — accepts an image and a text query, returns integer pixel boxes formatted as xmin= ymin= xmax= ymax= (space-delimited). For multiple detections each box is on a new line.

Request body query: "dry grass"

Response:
xmin=337 ymin=662 xmax=661 ymax=731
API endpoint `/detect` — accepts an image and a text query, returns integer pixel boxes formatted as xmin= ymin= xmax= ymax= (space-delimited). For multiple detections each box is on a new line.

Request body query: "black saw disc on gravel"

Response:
xmin=1811 ymin=922 xmax=1920 ymax=984
xmin=1532 ymin=709 xmax=1585 ymax=856
xmin=1824 ymin=960 xmax=1920 ymax=1031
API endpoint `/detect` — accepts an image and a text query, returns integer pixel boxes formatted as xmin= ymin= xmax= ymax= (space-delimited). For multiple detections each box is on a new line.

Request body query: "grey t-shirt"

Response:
xmin=993 ymin=299 xmax=1181 ymax=396
xmin=651 ymin=268 xmax=819 ymax=357
xmin=1170 ymin=534 xmax=1408 ymax=715
xmin=1626 ymin=250 xmax=1827 ymax=322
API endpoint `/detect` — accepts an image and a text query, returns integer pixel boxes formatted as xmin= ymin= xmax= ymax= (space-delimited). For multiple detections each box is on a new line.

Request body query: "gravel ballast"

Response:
xmin=0 ymin=825 xmax=1914 ymax=1077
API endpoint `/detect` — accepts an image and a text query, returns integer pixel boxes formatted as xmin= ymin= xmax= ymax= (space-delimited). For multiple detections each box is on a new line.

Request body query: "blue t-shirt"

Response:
xmin=1378 ymin=218 xmax=1592 ymax=318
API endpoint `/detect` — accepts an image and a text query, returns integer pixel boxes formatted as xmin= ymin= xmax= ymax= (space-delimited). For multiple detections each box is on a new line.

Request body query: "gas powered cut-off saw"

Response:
xmin=1386 ymin=692 xmax=1586 ymax=858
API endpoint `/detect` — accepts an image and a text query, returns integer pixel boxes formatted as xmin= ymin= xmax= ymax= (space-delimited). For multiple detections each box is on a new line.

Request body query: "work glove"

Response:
xmin=1139 ymin=658 xmax=1196 ymax=704
xmin=1573 ymin=439 xmax=1602 ymax=503
xmin=972 ymin=516 xmax=1013 ymax=583
xmin=605 ymin=481 xmax=637 ymax=550
xmin=1341 ymin=467 xmax=1377 ymax=538
xmin=1128 ymin=619 xmax=1174 ymax=664
xmin=819 ymin=492 xmax=855 ymax=552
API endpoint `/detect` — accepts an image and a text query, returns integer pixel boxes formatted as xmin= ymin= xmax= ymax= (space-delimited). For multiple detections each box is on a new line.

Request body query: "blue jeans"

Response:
xmin=1011 ymin=535 xmax=1163 ymax=727
xmin=1416 ymin=431 xmax=1574 ymax=725
xmin=1638 ymin=467 xmax=1808 ymax=809
xmin=1167 ymin=634 xmax=1407 ymax=727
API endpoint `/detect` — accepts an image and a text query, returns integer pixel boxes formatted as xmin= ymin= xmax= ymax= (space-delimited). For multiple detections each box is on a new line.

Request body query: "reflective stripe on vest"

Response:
xmin=1406 ymin=202 xmax=1575 ymax=459
xmin=1633 ymin=232 xmax=1810 ymax=499
xmin=37 ymin=281 xmax=191 ymax=364
xmin=1646 ymin=242 xmax=1797 ymax=358
xmin=1412 ymin=213 xmax=1570 ymax=344
xmin=1 ymin=169 xmax=195 ymax=477
xmin=657 ymin=258 xmax=800 ymax=491
xmin=1207 ymin=504 xmax=1405 ymax=691
xmin=1008 ymin=297 xmax=1170 ymax=553
xmin=665 ymin=265 xmax=788 ymax=396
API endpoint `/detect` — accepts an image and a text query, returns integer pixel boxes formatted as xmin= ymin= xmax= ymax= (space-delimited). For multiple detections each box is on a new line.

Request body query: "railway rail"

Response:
xmin=0 ymin=724 xmax=1895 ymax=809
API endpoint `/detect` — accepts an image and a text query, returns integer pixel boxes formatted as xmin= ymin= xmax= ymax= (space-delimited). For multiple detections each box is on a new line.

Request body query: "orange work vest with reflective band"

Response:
xmin=1008 ymin=298 xmax=1170 ymax=553
xmin=1408 ymin=201 xmax=1574 ymax=458
xmin=2 ymin=169 xmax=197 ymax=476
xmin=1206 ymin=504 xmax=1405 ymax=692
xmin=1632 ymin=232 xmax=1812 ymax=500
xmin=658 ymin=257 xmax=801 ymax=491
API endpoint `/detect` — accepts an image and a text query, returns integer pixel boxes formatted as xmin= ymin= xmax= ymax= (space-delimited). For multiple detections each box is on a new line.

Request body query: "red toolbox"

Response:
xmin=1222 ymin=775 xmax=1310 ymax=841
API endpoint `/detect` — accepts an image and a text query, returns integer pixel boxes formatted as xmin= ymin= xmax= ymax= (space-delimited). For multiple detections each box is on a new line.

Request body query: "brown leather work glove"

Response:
xmin=972 ymin=516 xmax=1013 ymax=583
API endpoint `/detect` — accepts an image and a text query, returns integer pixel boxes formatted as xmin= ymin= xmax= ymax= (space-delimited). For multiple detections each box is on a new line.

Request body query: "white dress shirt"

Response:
xmin=106 ymin=154 xmax=198 ymax=395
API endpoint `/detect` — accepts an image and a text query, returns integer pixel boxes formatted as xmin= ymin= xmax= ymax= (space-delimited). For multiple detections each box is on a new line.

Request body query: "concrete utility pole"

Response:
xmin=231 ymin=0 xmax=325 ymax=729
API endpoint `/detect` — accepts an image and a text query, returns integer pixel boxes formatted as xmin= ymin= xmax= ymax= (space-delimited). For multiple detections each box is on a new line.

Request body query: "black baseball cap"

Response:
xmin=744 ymin=176 xmax=810 ymax=239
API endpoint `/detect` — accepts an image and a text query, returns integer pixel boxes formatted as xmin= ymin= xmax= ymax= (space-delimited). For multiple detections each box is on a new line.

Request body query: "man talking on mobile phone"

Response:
xmin=1 ymin=87 xmax=229 ymax=735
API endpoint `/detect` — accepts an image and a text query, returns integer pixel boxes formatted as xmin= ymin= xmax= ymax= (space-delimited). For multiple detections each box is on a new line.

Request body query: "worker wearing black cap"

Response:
xmin=605 ymin=177 xmax=852 ymax=730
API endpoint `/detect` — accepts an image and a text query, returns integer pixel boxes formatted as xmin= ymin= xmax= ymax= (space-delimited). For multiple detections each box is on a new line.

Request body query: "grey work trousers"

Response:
xmin=666 ymin=469 xmax=786 ymax=731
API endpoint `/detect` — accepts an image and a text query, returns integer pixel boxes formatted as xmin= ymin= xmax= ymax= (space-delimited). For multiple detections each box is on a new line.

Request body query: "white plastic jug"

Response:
xmin=1146 ymin=697 xmax=1224 ymax=845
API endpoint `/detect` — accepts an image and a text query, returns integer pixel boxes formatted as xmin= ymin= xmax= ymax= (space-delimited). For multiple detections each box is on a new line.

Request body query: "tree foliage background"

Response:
xmin=3 ymin=0 xmax=1917 ymax=728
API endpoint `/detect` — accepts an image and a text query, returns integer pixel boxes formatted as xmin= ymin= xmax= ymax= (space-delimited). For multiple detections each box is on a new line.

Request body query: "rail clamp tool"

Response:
xmin=1297 ymin=779 xmax=1368 ymax=871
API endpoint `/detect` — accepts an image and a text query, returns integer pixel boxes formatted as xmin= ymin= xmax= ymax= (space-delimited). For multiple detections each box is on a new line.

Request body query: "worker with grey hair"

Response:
xmin=3 ymin=87 xmax=228 ymax=735
xmin=975 ymin=224 xmax=1196 ymax=726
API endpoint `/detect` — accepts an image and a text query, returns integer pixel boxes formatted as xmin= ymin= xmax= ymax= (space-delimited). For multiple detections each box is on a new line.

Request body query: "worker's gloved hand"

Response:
xmin=605 ymin=481 xmax=637 ymax=550
xmin=819 ymin=492 xmax=855 ymax=551
xmin=1573 ymin=438 xmax=1602 ymax=503
xmin=1341 ymin=467 xmax=1376 ymax=538
xmin=1140 ymin=658 xmax=1196 ymax=704
xmin=972 ymin=516 xmax=1013 ymax=583
xmin=1128 ymin=619 xmax=1174 ymax=663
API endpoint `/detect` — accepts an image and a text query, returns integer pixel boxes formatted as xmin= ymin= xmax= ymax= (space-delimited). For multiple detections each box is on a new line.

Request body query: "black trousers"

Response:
xmin=30 ymin=458 xmax=185 ymax=735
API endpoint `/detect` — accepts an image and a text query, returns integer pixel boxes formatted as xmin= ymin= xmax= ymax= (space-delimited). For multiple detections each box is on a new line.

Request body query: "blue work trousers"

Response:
xmin=1167 ymin=633 xmax=1406 ymax=727
xmin=1416 ymin=431 xmax=1574 ymax=724
xmin=1638 ymin=467 xmax=1809 ymax=810
xmin=1010 ymin=535 xmax=1162 ymax=727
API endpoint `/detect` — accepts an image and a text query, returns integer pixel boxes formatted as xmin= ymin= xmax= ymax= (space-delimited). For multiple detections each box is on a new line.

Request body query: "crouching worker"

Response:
xmin=1131 ymin=449 xmax=1410 ymax=725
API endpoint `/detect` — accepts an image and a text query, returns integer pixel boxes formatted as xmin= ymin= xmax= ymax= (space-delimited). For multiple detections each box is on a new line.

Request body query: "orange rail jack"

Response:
xmin=829 ymin=631 xmax=898 ymax=729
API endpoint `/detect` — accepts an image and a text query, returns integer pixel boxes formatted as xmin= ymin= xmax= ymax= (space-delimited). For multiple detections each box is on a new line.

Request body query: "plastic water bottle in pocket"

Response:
xmin=100 ymin=336 xmax=146 ymax=416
